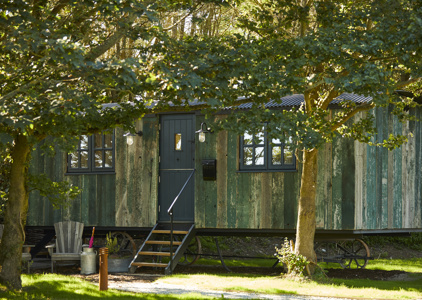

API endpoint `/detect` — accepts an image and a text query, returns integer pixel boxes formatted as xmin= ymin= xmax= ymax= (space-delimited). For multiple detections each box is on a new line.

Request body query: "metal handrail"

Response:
xmin=167 ymin=169 xmax=195 ymax=273
xmin=167 ymin=169 xmax=196 ymax=215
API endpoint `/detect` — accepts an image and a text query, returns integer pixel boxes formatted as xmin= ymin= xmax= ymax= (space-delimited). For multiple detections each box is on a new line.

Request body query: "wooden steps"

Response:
xmin=129 ymin=223 xmax=196 ymax=275
xmin=152 ymin=230 xmax=189 ymax=235
xmin=139 ymin=251 xmax=173 ymax=256
xmin=146 ymin=241 xmax=182 ymax=246
xmin=131 ymin=262 xmax=168 ymax=268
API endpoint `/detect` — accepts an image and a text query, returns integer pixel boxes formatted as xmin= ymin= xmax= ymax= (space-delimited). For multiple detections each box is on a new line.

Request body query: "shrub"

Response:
xmin=275 ymin=238 xmax=309 ymax=276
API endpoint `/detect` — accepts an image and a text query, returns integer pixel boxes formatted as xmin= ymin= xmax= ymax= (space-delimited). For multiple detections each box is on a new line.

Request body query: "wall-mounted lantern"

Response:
xmin=124 ymin=131 xmax=143 ymax=145
xmin=195 ymin=122 xmax=213 ymax=142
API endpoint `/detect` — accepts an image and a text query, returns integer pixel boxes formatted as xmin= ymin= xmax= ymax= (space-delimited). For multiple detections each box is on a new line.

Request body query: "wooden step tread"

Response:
xmin=131 ymin=262 xmax=168 ymax=268
xmin=139 ymin=251 xmax=173 ymax=256
xmin=152 ymin=230 xmax=189 ymax=234
xmin=146 ymin=241 xmax=182 ymax=245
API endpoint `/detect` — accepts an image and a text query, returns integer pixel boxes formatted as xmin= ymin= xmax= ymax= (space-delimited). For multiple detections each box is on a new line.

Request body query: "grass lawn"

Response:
xmin=160 ymin=257 xmax=422 ymax=300
xmin=0 ymin=258 xmax=421 ymax=299
xmin=0 ymin=274 xmax=211 ymax=300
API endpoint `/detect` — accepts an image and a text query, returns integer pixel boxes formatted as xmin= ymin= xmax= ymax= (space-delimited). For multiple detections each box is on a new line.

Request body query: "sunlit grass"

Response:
xmin=194 ymin=257 xmax=277 ymax=267
xmin=1 ymin=258 xmax=421 ymax=300
xmin=319 ymin=258 xmax=422 ymax=273
xmin=0 ymin=274 xmax=214 ymax=300
xmin=161 ymin=273 xmax=422 ymax=300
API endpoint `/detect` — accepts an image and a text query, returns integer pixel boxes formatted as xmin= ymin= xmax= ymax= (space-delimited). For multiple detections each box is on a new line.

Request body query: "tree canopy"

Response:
xmin=0 ymin=0 xmax=232 ymax=289
xmin=1 ymin=0 xmax=422 ymax=287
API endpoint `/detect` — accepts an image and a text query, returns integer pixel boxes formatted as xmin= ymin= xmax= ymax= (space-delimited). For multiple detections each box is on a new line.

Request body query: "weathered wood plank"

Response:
xmin=216 ymin=123 xmax=228 ymax=228
xmin=366 ymin=110 xmax=377 ymax=229
xmin=316 ymin=142 xmax=332 ymax=229
xmin=380 ymin=107 xmax=389 ymax=228
xmin=392 ymin=113 xmax=403 ymax=228
xmin=226 ymin=131 xmax=238 ymax=228
xmin=413 ymin=108 xmax=422 ymax=228
xmin=354 ymin=111 xmax=366 ymax=230
xmin=260 ymin=172 xmax=272 ymax=229
xmin=332 ymin=134 xmax=343 ymax=230
xmin=271 ymin=172 xmax=284 ymax=229
xmin=283 ymin=171 xmax=297 ymax=229
xmin=204 ymin=120 xmax=218 ymax=228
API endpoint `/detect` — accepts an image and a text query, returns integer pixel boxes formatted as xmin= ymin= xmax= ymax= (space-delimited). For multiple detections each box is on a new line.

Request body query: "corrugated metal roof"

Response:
xmin=103 ymin=93 xmax=372 ymax=111
xmin=233 ymin=93 xmax=372 ymax=109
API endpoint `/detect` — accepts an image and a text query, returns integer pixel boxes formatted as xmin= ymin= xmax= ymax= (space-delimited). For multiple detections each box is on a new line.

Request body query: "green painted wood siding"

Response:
xmin=27 ymin=117 xmax=159 ymax=227
xmin=195 ymin=108 xmax=422 ymax=231
xmin=27 ymin=108 xmax=422 ymax=231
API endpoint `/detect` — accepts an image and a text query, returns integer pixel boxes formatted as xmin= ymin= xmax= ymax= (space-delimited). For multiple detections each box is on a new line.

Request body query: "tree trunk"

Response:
xmin=295 ymin=148 xmax=318 ymax=267
xmin=0 ymin=134 xmax=31 ymax=290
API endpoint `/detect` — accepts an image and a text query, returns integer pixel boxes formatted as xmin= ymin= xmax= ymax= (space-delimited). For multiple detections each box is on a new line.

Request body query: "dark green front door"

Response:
xmin=158 ymin=114 xmax=195 ymax=222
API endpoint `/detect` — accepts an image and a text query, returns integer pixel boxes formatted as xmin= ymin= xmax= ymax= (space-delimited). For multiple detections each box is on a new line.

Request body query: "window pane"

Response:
xmin=104 ymin=133 xmax=113 ymax=148
xmin=95 ymin=151 xmax=103 ymax=168
xmin=255 ymin=128 xmax=265 ymax=144
xmin=272 ymin=146 xmax=282 ymax=165
xmin=70 ymin=153 xmax=79 ymax=168
xmin=255 ymin=147 xmax=265 ymax=165
xmin=104 ymin=151 xmax=113 ymax=168
xmin=175 ymin=133 xmax=182 ymax=151
xmin=272 ymin=138 xmax=281 ymax=144
xmin=243 ymin=147 xmax=253 ymax=165
xmin=80 ymin=136 xmax=89 ymax=150
xmin=284 ymin=146 xmax=294 ymax=164
xmin=243 ymin=132 xmax=253 ymax=145
xmin=80 ymin=151 xmax=89 ymax=168
xmin=94 ymin=133 xmax=102 ymax=149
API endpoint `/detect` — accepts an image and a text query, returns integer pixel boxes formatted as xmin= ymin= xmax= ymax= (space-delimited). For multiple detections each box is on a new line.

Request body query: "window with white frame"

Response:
xmin=67 ymin=131 xmax=115 ymax=173
xmin=239 ymin=125 xmax=295 ymax=171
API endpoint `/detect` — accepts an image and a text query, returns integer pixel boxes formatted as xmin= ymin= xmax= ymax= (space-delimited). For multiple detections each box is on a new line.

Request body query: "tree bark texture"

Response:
xmin=0 ymin=134 xmax=31 ymax=290
xmin=295 ymin=148 xmax=318 ymax=265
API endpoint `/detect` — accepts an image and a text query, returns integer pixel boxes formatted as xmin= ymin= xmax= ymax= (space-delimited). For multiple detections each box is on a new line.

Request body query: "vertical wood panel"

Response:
xmin=141 ymin=117 xmax=159 ymax=226
xmin=284 ymin=171 xmax=298 ymax=229
xmin=355 ymin=127 xmax=366 ymax=230
xmin=216 ymin=124 xmax=228 ymax=228
xmin=366 ymin=110 xmax=377 ymax=229
xmin=392 ymin=114 xmax=403 ymax=228
xmin=260 ymin=172 xmax=272 ymax=228
xmin=226 ymin=131 xmax=237 ymax=228
xmin=342 ymin=137 xmax=355 ymax=229
xmin=316 ymin=142 xmax=332 ymax=229
xmin=414 ymin=108 xmax=421 ymax=228
xmin=379 ymin=107 xmax=389 ymax=228
xmin=404 ymin=113 xmax=416 ymax=228
xmin=271 ymin=173 xmax=284 ymax=229
xmin=332 ymin=134 xmax=343 ymax=229
xmin=203 ymin=128 xmax=218 ymax=228
xmin=236 ymin=172 xmax=251 ymax=228
xmin=194 ymin=117 xmax=205 ymax=228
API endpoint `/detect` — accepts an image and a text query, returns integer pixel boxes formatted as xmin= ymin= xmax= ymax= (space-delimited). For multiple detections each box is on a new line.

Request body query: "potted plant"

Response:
xmin=105 ymin=232 xmax=133 ymax=273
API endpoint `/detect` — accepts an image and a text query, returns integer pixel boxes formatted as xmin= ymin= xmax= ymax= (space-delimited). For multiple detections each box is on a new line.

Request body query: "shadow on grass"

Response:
xmin=223 ymin=286 xmax=297 ymax=295
xmin=328 ymin=276 xmax=422 ymax=293
xmin=0 ymin=275 xmax=204 ymax=300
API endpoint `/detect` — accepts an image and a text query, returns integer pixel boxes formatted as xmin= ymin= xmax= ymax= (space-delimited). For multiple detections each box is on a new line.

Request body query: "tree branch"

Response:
xmin=85 ymin=13 xmax=137 ymax=61
xmin=0 ymin=75 xmax=49 ymax=103
xmin=320 ymin=89 xmax=340 ymax=110
xmin=331 ymin=102 xmax=375 ymax=132
xmin=51 ymin=0 xmax=72 ymax=16
xmin=162 ymin=3 xmax=203 ymax=32
xmin=396 ymin=77 xmax=421 ymax=89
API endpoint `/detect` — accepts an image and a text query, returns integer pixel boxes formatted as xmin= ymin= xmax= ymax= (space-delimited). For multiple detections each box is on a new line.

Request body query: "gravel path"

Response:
xmin=107 ymin=277 xmax=351 ymax=300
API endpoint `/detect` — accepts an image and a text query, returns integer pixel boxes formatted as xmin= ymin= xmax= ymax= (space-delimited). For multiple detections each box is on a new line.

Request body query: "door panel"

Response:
xmin=158 ymin=115 xmax=195 ymax=222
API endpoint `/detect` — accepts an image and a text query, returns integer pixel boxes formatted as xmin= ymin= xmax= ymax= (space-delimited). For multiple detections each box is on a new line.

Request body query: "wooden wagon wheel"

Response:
xmin=338 ymin=239 xmax=370 ymax=269
xmin=109 ymin=231 xmax=137 ymax=257
xmin=178 ymin=236 xmax=202 ymax=266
